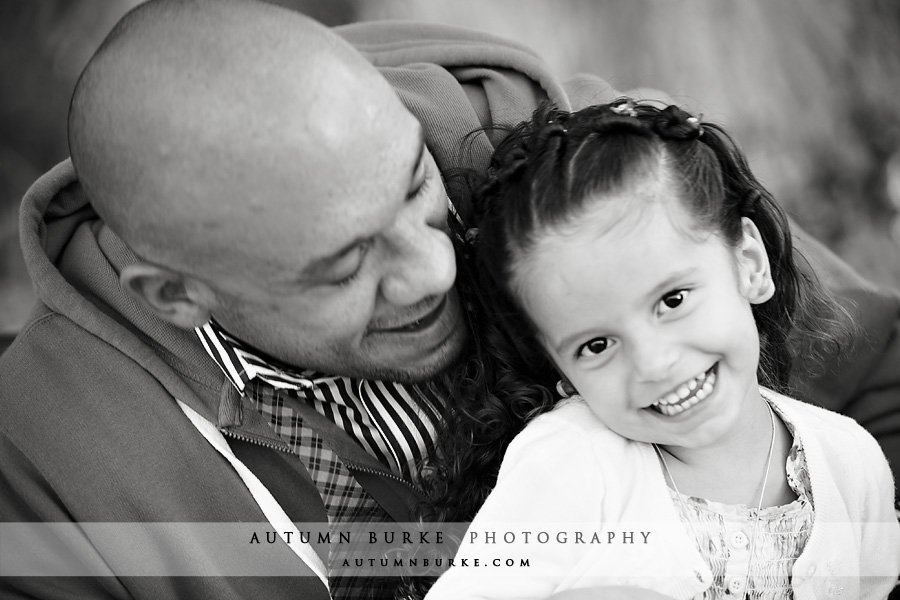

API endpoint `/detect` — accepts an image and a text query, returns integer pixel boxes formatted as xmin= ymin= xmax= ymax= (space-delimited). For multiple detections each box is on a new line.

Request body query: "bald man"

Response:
xmin=2 ymin=1 xmax=899 ymax=599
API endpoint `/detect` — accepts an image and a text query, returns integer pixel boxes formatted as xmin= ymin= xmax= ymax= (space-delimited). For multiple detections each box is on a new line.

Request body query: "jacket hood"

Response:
xmin=337 ymin=20 xmax=573 ymax=176
xmin=18 ymin=160 xmax=228 ymax=420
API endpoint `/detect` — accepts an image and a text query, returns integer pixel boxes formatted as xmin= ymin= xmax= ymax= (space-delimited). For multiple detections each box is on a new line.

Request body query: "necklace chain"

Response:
xmin=653 ymin=400 xmax=777 ymax=599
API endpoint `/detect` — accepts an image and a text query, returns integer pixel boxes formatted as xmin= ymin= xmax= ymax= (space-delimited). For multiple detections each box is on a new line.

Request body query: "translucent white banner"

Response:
xmin=1 ymin=521 xmax=897 ymax=579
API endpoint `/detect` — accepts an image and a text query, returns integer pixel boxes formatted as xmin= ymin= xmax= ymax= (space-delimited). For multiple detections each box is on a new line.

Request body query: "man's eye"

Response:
xmin=577 ymin=337 xmax=610 ymax=358
xmin=332 ymin=267 xmax=361 ymax=287
xmin=658 ymin=290 xmax=689 ymax=314
xmin=407 ymin=156 xmax=428 ymax=199
xmin=331 ymin=241 xmax=370 ymax=287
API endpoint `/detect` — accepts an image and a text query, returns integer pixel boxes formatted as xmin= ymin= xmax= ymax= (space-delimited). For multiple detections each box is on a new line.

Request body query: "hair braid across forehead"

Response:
xmin=644 ymin=104 xmax=704 ymax=141
xmin=484 ymin=109 xmax=569 ymax=192
xmin=530 ymin=123 xmax=572 ymax=207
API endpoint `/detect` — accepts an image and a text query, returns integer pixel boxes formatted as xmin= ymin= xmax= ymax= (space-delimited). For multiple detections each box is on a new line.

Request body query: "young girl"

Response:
xmin=423 ymin=100 xmax=900 ymax=600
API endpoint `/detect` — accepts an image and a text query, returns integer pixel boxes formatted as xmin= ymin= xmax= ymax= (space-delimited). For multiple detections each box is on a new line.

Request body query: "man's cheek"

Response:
xmin=319 ymin=295 xmax=376 ymax=337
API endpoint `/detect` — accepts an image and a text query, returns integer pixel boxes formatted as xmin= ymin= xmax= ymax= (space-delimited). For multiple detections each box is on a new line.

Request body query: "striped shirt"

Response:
xmin=195 ymin=320 xmax=442 ymax=481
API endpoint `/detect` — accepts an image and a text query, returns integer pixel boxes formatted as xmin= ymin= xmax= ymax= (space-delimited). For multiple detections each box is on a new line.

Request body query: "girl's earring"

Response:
xmin=556 ymin=379 xmax=576 ymax=398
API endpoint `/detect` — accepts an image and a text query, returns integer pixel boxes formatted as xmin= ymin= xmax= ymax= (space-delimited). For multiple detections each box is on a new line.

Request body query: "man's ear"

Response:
xmin=120 ymin=264 xmax=215 ymax=329
xmin=735 ymin=217 xmax=775 ymax=305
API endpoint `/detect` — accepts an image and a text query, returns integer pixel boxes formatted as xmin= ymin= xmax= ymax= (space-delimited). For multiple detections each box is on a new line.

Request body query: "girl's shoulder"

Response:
xmin=762 ymin=387 xmax=888 ymax=464
xmin=513 ymin=397 xmax=641 ymax=457
xmin=530 ymin=396 xmax=610 ymax=434
xmin=498 ymin=397 xmax=652 ymax=493
xmin=764 ymin=388 xmax=872 ymax=433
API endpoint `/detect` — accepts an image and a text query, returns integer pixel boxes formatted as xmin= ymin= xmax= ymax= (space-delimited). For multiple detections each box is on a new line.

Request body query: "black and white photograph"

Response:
xmin=2 ymin=2 xmax=899 ymax=599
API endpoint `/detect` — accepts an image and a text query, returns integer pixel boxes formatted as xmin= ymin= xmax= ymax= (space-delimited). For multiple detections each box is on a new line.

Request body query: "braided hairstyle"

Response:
xmin=403 ymin=99 xmax=850 ymax=600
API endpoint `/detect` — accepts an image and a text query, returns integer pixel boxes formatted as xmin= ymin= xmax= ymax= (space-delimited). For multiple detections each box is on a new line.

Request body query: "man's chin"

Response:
xmin=354 ymin=290 xmax=469 ymax=383
xmin=363 ymin=326 xmax=469 ymax=384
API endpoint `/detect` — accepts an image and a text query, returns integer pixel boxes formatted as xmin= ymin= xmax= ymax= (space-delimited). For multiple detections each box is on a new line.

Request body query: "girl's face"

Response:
xmin=512 ymin=178 xmax=773 ymax=451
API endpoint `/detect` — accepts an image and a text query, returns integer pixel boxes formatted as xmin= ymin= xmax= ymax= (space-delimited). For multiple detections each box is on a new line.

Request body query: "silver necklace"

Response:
xmin=653 ymin=400 xmax=777 ymax=599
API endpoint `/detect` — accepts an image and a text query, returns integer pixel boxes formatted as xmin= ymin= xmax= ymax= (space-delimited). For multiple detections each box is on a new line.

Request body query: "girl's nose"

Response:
xmin=630 ymin=336 xmax=680 ymax=384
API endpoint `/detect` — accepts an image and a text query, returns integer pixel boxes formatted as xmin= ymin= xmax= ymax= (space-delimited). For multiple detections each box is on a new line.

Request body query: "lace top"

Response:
xmin=667 ymin=414 xmax=815 ymax=599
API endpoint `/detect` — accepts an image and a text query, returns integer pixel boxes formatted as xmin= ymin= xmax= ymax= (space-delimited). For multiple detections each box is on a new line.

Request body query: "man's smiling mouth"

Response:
xmin=370 ymin=296 xmax=448 ymax=334
xmin=649 ymin=363 xmax=718 ymax=416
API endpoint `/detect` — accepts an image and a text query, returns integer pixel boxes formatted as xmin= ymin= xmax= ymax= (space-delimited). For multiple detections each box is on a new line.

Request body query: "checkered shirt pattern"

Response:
xmin=247 ymin=382 xmax=393 ymax=523
xmin=247 ymin=381 xmax=405 ymax=600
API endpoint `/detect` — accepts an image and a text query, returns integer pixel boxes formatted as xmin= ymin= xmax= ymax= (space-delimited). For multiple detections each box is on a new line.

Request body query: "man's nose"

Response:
xmin=379 ymin=205 xmax=457 ymax=307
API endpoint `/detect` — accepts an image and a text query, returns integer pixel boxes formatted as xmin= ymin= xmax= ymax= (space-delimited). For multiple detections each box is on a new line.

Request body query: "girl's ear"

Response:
xmin=735 ymin=217 xmax=775 ymax=305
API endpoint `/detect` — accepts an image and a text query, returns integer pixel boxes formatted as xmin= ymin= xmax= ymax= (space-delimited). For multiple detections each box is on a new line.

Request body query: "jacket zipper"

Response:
xmin=221 ymin=429 xmax=424 ymax=496
xmin=344 ymin=461 xmax=424 ymax=497
xmin=220 ymin=427 xmax=290 ymax=451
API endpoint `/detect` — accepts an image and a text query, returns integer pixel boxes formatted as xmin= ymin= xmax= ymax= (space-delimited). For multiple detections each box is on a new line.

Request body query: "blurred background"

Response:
xmin=2 ymin=0 xmax=900 ymax=344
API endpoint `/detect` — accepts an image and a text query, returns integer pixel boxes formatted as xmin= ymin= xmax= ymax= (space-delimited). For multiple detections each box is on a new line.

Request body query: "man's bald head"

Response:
xmin=69 ymin=0 xmax=398 ymax=273
xmin=68 ymin=0 xmax=464 ymax=379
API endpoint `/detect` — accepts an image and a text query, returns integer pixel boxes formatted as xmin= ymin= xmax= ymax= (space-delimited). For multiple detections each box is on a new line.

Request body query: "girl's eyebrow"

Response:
xmin=553 ymin=329 xmax=595 ymax=357
xmin=552 ymin=320 xmax=606 ymax=357
xmin=645 ymin=267 xmax=697 ymax=301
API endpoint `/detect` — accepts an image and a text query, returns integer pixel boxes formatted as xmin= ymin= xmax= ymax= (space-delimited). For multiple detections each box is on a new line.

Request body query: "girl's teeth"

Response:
xmin=652 ymin=367 xmax=716 ymax=412
xmin=681 ymin=396 xmax=699 ymax=410
xmin=661 ymin=392 xmax=679 ymax=405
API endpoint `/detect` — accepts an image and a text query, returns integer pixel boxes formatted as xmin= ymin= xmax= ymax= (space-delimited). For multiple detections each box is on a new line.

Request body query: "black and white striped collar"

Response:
xmin=194 ymin=319 xmax=442 ymax=480
xmin=195 ymin=319 xmax=337 ymax=394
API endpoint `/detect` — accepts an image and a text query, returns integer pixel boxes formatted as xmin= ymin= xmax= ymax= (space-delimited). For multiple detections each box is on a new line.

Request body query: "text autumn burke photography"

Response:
xmin=247 ymin=528 xmax=652 ymax=546
xmin=0 ymin=522 xmax=660 ymax=578
xmin=244 ymin=524 xmax=657 ymax=577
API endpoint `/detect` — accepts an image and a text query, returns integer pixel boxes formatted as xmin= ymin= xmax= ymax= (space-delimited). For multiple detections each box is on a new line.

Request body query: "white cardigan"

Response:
xmin=426 ymin=390 xmax=900 ymax=600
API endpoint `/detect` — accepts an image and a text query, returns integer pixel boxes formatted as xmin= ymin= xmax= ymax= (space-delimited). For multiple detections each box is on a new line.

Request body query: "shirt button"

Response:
xmin=728 ymin=577 xmax=744 ymax=594
xmin=807 ymin=565 xmax=817 ymax=576
xmin=729 ymin=531 xmax=749 ymax=548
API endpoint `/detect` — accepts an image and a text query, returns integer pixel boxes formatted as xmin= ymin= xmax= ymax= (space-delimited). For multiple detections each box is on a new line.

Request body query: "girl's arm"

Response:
xmin=856 ymin=429 xmax=900 ymax=599
xmin=424 ymin=411 xmax=607 ymax=600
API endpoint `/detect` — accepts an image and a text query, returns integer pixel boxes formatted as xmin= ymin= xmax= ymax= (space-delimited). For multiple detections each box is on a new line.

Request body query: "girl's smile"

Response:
xmin=649 ymin=363 xmax=717 ymax=416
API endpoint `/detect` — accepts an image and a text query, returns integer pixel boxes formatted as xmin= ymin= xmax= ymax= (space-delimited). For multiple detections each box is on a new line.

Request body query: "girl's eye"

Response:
xmin=658 ymin=289 xmax=689 ymax=314
xmin=577 ymin=337 xmax=610 ymax=358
